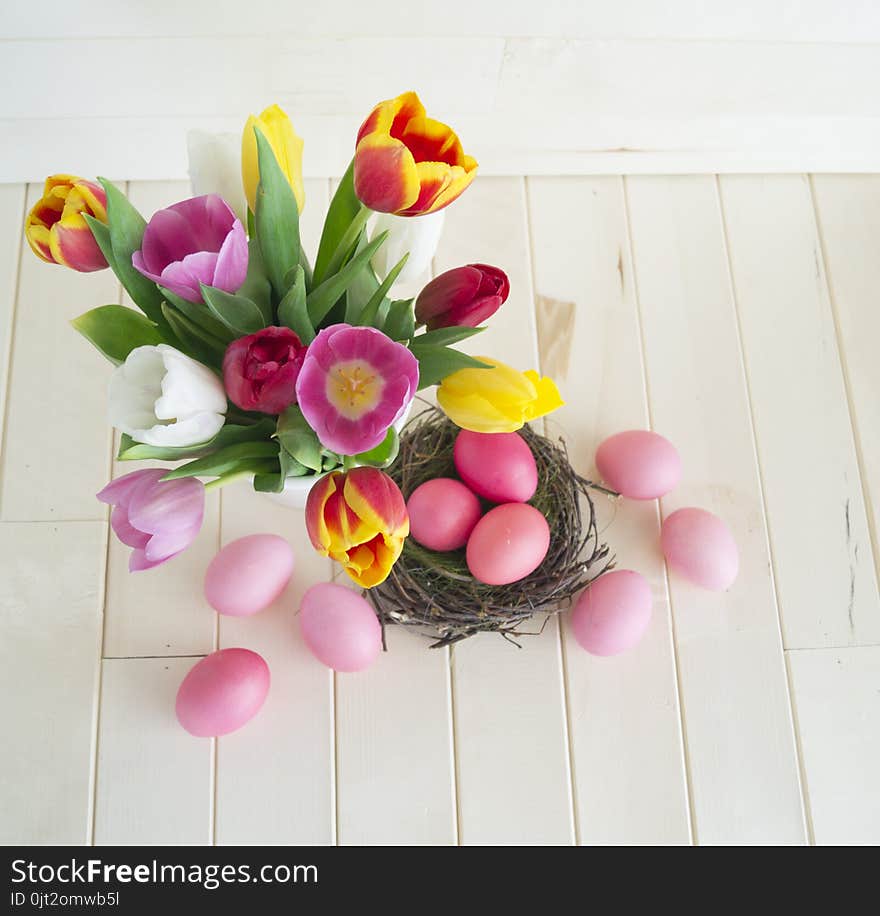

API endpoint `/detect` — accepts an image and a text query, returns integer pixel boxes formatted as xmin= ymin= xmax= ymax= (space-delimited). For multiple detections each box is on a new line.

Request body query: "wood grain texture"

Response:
xmin=810 ymin=175 xmax=880 ymax=616
xmin=94 ymin=657 xmax=212 ymax=845
xmin=527 ymin=176 xmax=691 ymax=845
xmin=788 ymin=646 xmax=880 ymax=845
xmin=1 ymin=183 xmax=117 ymax=520
xmin=435 ymin=177 xmax=574 ymax=845
xmin=0 ymin=521 xmax=105 ymax=844
xmin=0 ymin=183 xmax=24 ymax=444
xmin=719 ymin=175 xmax=880 ymax=649
xmin=626 ymin=175 xmax=807 ymax=844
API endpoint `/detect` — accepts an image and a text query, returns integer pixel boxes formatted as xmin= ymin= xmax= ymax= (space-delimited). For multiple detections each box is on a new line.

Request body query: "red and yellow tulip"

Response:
xmin=25 ymin=175 xmax=108 ymax=272
xmin=354 ymin=91 xmax=477 ymax=217
xmin=305 ymin=467 xmax=409 ymax=588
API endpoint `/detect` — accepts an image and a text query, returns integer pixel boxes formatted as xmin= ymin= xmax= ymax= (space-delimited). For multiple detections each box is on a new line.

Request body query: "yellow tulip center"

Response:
xmin=326 ymin=359 xmax=384 ymax=419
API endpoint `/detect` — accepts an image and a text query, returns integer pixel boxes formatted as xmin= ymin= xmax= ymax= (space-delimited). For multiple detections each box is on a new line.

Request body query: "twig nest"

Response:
xmin=367 ymin=404 xmax=615 ymax=646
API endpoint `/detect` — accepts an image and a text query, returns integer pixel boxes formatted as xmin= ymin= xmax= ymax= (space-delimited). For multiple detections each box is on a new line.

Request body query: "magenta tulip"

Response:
xmin=295 ymin=324 xmax=418 ymax=455
xmin=415 ymin=263 xmax=509 ymax=331
xmin=132 ymin=194 xmax=248 ymax=303
xmin=97 ymin=469 xmax=205 ymax=572
xmin=223 ymin=326 xmax=307 ymax=414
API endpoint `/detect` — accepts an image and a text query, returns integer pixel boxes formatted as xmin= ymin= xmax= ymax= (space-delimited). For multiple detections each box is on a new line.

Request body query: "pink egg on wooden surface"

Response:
xmin=407 ymin=478 xmax=482 ymax=551
xmin=175 ymin=648 xmax=270 ymax=737
xmin=299 ymin=582 xmax=382 ymax=672
xmin=571 ymin=569 xmax=652 ymax=656
xmin=595 ymin=429 xmax=681 ymax=499
xmin=661 ymin=507 xmax=739 ymax=591
xmin=454 ymin=430 xmax=538 ymax=503
xmin=204 ymin=534 xmax=294 ymax=616
xmin=466 ymin=502 xmax=550 ymax=586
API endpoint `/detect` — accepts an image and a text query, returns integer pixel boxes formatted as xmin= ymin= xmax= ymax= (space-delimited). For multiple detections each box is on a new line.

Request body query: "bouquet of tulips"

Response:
xmin=24 ymin=91 xmax=563 ymax=588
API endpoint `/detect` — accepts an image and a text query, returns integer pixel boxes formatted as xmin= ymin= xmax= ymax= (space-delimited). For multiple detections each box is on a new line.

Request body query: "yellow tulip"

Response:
xmin=241 ymin=104 xmax=305 ymax=215
xmin=437 ymin=357 xmax=564 ymax=433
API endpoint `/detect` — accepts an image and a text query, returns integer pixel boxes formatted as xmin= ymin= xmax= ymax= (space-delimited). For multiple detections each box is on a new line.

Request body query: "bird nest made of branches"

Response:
xmin=368 ymin=403 xmax=616 ymax=648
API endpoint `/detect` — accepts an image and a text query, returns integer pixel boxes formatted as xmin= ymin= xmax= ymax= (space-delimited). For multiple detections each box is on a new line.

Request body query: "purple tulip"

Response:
xmin=132 ymin=194 xmax=248 ymax=303
xmin=97 ymin=469 xmax=205 ymax=572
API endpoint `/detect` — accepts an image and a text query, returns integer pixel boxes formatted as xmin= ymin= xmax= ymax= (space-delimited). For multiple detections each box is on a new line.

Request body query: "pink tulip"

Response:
xmin=295 ymin=324 xmax=418 ymax=455
xmin=97 ymin=469 xmax=205 ymax=572
xmin=132 ymin=194 xmax=248 ymax=303
xmin=414 ymin=263 xmax=509 ymax=331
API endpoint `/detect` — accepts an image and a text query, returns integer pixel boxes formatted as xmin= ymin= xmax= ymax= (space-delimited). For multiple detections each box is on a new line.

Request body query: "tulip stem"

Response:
xmin=321 ymin=205 xmax=371 ymax=281
xmin=204 ymin=470 xmax=252 ymax=492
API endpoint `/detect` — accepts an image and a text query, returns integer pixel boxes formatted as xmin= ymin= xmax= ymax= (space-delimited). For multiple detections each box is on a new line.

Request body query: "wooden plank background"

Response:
xmin=1 ymin=173 xmax=879 ymax=844
xmin=3 ymin=3 xmax=880 ymax=180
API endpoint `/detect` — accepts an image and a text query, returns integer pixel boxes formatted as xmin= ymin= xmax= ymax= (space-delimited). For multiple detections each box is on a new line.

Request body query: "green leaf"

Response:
xmin=280 ymin=448 xmax=309 ymax=479
xmin=200 ymin=284 xmax=265 ymax=335
xmin=97 ymin=178 xmax=171 ymax=336
xmin=409 ymin=346 xmax=492 ymax=389
xmin=356 ymin=253 xmax=409 ymax=327
xmin=382 ymin=298 xmax=415 ymax=341
xmin=83 ymin=215 xmax=118 ymax=274
xmin=161 ymin=441 xmax=280 ymax=481
xmin=306 ymin=231 xmax=388 ymax=327
xmin=253 ymin=471 xmax=284 ymax=492
xmin=160 ymin=303 xmax=226 ymax=369
xmin=275 ymin=406 xmax=323 ymax=472
xmin=253 ymin=128 xmax=301 ymax=297
xmin=117 ymin=419 xmax=275 ymax=461
xmin=159 ymin=287 xmax=234 ymax=343
xmin=277 ymin=266 xmax=313 ymax=343
xmin=71 ymin=305 xmax=162 ymax=365
xmin=313 ymin=159 xmax=359 ymax=285
xmin=237 ymin=237 xmax=273 ymax=325
xmin=411 ymin=325 xmax=485 ymax=348
xmin=322 ymin=452 xmax=342 ymax=471
xmin=354 ymin=427 xmax=400 ymax=468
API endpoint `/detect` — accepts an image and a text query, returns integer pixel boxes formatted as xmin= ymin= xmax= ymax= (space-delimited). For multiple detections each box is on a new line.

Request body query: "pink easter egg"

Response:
xmin=454 ymin=430 xmax=538 ymax=503
xmin=175 ymin=648 xmax=270 ymax=737
xmin=299 ymin=582 xmax=382 ymax=672
xmin=571 ymin=569 xmax=652 ymax=656
xmin=595 ymin=429 xmax=681 ymax=499
xmin=204 ymin=534 xmax=294 ymax=616
xmin=661 ymin=507 xmax=739 ymax=591
xmin=407 ymin=478 xmax=483 ymax=551
xmin=466 ymin=502 xmax=550 ymax=585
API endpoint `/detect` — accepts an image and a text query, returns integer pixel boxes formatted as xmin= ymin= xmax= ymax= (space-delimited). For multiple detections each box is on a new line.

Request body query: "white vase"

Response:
xmin=258 ymin=403 xmax=413 ymax=510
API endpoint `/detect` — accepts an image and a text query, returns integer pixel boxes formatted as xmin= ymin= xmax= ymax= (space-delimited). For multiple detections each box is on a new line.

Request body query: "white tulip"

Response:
xmin=109 ymin=345 xmax=227 ymax=447
xmin=186 ymin=130 xmax=248 ymax=225
xmin=370 ymin=210 xmax=445 ymax=297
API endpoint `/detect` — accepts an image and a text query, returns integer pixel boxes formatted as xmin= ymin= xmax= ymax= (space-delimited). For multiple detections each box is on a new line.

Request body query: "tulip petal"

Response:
xmin=144 ymin=523 xmax=201 ymax=562
xmin=97 ymin=468 xmax=165 ymax=507
xmin=354 ymin=134 xmax=420 ymax=214
xmin=50 ymin=223 xmax=107 ymax=272
xmin=110 ymin=504 xmax=151 ymax=549
xmin=129 ymin=548 xmax=167 ymax=572
xmin=211 ymin=217 xmax=248 ymax=293
xmin=344 ymin=468 xmax=409 ymax=539
xmin=305 ymin=473 xmax=339 ymax=553
xmin=398 ymin=116 xmax=465 ymax=167
xmin=127 ymin=475 xmax=204 ymax=536
xmin=356 ymin=91 xmax=426 ymax=146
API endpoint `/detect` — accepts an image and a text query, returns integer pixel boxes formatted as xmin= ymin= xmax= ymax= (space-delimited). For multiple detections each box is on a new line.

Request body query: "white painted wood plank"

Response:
xmin=434 ymin=177 xmax=574 ymax=845
xmin=214 ymin=483 xmax=335 ymax=845
xmin=214 ymin=178 xmax=335 ymax=844
xmin=787 ymin=646 xmax=880 ymax=845
xmin=626 ymin=175 xmax=807 ymax=844
xmin=103 ymin=181 xmax=220 ymax=658
xmin=810 ymin=175 xmax=880 ymax=613
xmin=335 ymin=626 xmax=457 ymax=846
xmin=719 ymin=175 xmax=880 ymax=649
xmin=526 ymin=176 xmax=691 ymax=845
xmin=4 ymin=2 xmax=879 ymax=43
xmin=94 ymin=657 xmax=212 ymax=845
xmin=0 ymin=183 xmax=25 ymax=441
xmin=312 ymin=181 xmax=458 ymax=845
xmin=0 ymin=521 xmax=105 ymax=844
xmin=7 ymin=116 xmax=880 ymax=184
xmin=1 ymin=183 xmax=116 ymax=521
